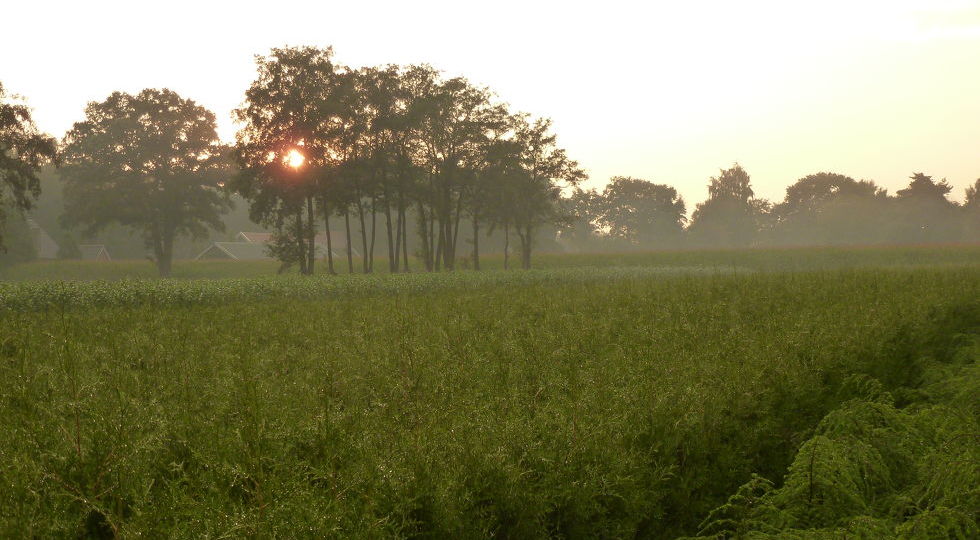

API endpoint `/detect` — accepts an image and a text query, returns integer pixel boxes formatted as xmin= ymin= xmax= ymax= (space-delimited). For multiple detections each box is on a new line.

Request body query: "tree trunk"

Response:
xmin=324 ymin=206 xmax=336 ymax=275
xmin=156 ymin=226 xmax=174 ymax=278
xmin=384 ymin=188 xmax=395 ymax=273
xmin=356 ymin=196 xmax=369 ymax=274
xmin=434 ymin=218 xmax=444 ymax=272
xmin=504 ymin=222 xmax=510 ymax=270
xmin=401 ymin=203 xmax=410 ymax=272
xmin=432 ymin=210 xmax=441 ymax=272
xmin=449 ymin=192 xmax=464 ymax=270
xmin=472 ymin=212 xmax=480 ymax=271
xmin=296 ymin=207 xmax=308 ymax=275
xmin=417 ymin=203 xmax=431 ymax=271
xmin=393 ymin=199 xmax=403 ymax=273
xmin=306 ymin=196 xmax=316 ymax=275
xmin=368 ymin=195 xmax=378 ymax=273
xmin=344 ymin=208 xmax=354 ymax=274
xmin=521 ymin=226 xmax=533 ymax=270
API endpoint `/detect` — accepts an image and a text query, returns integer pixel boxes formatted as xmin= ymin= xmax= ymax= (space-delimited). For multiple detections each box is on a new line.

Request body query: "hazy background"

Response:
xmin=3 ymin=0 xmax=978 ymax=204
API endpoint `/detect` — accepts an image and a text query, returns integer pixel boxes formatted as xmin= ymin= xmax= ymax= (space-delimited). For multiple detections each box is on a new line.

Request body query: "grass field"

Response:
xmin=2 ymin=244 xmax=978 ymax=282
xmin=1 ymin=247 xmax=978 ymax=537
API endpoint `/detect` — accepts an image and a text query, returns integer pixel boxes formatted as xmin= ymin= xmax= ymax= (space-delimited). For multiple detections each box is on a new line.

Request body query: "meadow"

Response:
xmin=0 ymin=247 xmax=978 ymax=538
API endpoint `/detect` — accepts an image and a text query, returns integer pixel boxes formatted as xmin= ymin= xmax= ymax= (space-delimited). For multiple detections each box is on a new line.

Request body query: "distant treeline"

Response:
xmin=563 ymin=167 xmax=979 ymax=252
xmin=2 ymin=51 xmax=978 ymax=275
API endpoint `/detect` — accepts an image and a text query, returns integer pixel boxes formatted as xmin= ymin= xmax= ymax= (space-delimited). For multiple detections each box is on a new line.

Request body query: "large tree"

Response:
xmin=233 ymin=46 xmax=346 ymax=275
xmin=891 ymin=172 xmax=958 ymax=243
xmin=0 ymin=81 xmax=57 ymax=250
xmin=593 ymin=176 xmax=686 ymax=248
xmin=60 ymin=88 xmax=231 ymax=276
xmin=414 ymin=75 xmax=507 ymax=271
xmin=504 ymin=116 xmax=585 ymax=269
xmin=687 ymin=164 xmax=763 ymax=248
xmin=771 ymin=172 xmax=888 ymax=245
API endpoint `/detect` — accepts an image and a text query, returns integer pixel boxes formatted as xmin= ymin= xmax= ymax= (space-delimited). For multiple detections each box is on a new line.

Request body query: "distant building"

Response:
xmin=78 ymin=244 xmax=111 ymax=261
xmin=194 ymin=242 xmax=271 ymax=261
xmin=26 ymin=219 xmax=59 ymax=259
xmin=236 ymin=231 xmax=352 ymax=254
xmin=195 ymin=231 xmax=357 ymax=261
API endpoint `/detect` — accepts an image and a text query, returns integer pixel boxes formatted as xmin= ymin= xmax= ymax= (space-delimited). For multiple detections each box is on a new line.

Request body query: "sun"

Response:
xmin=285 ymin=148 xmax=305 ymax=169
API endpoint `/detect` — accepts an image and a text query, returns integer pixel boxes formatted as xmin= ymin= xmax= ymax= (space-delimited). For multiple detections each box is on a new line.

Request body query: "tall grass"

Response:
xmin=1 ymin=264 xmax=977 ymax=537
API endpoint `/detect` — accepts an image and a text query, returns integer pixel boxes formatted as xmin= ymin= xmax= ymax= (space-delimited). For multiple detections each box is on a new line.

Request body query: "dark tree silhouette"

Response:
xmin=593 ymin=176 xmax=686 ymax=247
xmin=891 ymin=172 xmax=958 ymax=243
xmin=60 ymin=89 xmax=231 ymax=277
xmin=505 ymin=116 xmax=585 ymax=269
xmin=687 ymin=164 xmax=763 ymax=248
xmin=0 ymin=82 xmax=57 ymax=250
xmin=233 ymin=46 xmax=347 ymax=275
xmin=772 ymin=172 xmax=888 ymax=245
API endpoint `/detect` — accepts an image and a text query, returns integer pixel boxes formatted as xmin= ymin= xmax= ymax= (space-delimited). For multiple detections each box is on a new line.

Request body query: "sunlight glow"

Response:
xmin=285 ymin=148 xmax=305 ymax=169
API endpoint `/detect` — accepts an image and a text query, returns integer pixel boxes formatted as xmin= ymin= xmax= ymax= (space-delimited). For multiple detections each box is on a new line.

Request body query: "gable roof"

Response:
xmin=194 ymin=242 xmax=271 ymax=261
xmin=237 ymin=231 xmax=348 ymax=249
xmin=26 ymin=218 xmax=59 ymax=259
xmin=78 ymin=244 xmax=111 ymax=261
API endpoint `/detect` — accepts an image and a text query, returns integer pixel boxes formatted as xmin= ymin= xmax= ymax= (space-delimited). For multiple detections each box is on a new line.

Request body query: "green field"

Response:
xmin=2 ymin=244 xmax=979 ymax=282
xmin=1 ymin=247 xmax=978 ymax=538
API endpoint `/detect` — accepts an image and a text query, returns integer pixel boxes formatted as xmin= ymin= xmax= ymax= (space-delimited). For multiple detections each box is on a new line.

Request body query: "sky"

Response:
xmin=3 ymin=0 xmax=979 ymax=206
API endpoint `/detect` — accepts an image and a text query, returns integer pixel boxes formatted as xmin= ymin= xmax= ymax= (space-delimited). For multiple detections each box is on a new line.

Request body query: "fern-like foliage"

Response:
xmin=687 ymin=331 xmax=979 ymax=539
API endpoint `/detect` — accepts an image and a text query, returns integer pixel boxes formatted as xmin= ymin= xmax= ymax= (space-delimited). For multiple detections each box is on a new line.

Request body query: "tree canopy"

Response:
xmin=60 ymin=88 xmax=231 ymax=276
xmin=590 ymin=176 xmax=686 ymax=247
xmin=687 ymin=164 xmax=762 ymax=248
xmin=0 ymin=81 xmax=57 ymax=250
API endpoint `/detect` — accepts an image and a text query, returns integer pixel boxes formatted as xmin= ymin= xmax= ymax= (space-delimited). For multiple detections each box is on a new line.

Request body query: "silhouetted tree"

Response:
xmin=557 ymin=187 xmax=602 ymax=251
xmin=233 ymin=46 xmax=346 ymax=275
xmin=505 ymin=116 xmax=585 ymax=269
xmin=0 ymin=82 xmax=57 ymax=250
xmin=687 ymin=164 xmax=762 ymax=248
xmin=60 ymin=89 xmax=231 ymax=276
xmin=415 ymin=75 xmax=507 ymax=271
xmin=964 ymin=179 xmax=980 ymax=241
xmin=891 ymin=172 xmax=957 ymax=243
xmin=593 ymin=176 xmax=686 ymax=247
xmin=771 ymin=172 xmax=888 ymax=245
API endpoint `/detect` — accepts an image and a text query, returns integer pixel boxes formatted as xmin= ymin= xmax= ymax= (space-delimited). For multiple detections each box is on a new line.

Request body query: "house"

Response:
xmin=78 ymin=244 xmax=111 ymax=261
xmin=194 ymin=242 xmax=271 ymax=261
xmin=237 ymin=231 xmax=356 ymax=257
xmin=26 ymin=219 xmax=59 ymax=259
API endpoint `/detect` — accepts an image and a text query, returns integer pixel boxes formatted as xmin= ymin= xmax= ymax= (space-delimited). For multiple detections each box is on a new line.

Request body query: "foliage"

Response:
xmin=0 ymin=81 xmax=57 ymax=250
xmin=232 ymin=46 xmax=346 ymax=275
xmin=588 ymin=176 xmax=686 ymax=248
xmin=688 ymin=164 xmax=764 ymax=248
xmin=59 ymin=89 xmax=231 ymax=276
xmin=689 ymin=303 xmax=980 ymax=539
xmin=0 ymin=255 xmax=977 ymax=537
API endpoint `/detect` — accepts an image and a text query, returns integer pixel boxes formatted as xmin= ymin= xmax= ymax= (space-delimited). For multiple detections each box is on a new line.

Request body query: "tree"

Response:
xmin=414 ymin=75 xmax=507 ymax=271
xmin=891 ymin=172 xmax=958 ymax=243
xmin=965 ymin=178 xmax=980 ymax=210
xmin=0 ymin=81 xmax=57 ymax=250
xmin=687 ymin=164 xmax=762 ymax=248
xmin=233 ymin=46 xmax=346 ymax=275
xmin=593 ymin=176 xmax=686 ymax=248
xmin=556 ymin=187 xmax=603 ymax=252
xmin=964 ymin=179 xmax=980 ymax=241
xmin=60 ymin=89 xmax=231 ymax=277
xmin=772 ymin=172 xmax=888 ymax=245
xmin=504 ymin=115 xmax=585 ymax=269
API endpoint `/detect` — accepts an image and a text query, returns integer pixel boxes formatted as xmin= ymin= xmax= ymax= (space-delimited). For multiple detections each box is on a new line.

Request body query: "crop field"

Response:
xmin=1 ymin=248 xmax=978 ymax=538
xmin=2 ymin=244 xmax=978 ymax=282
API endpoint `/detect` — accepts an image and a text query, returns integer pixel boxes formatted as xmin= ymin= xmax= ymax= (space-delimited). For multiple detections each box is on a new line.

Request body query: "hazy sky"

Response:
xmin=3 ymin=0 xmax=979 ymax=205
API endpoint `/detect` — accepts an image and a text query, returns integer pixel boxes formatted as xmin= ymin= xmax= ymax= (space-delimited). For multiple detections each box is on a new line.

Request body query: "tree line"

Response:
xmin=565 ymin=166 xmax=979 ymax=251
xmin=2 ymin=48 xmax=978 ymax=275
